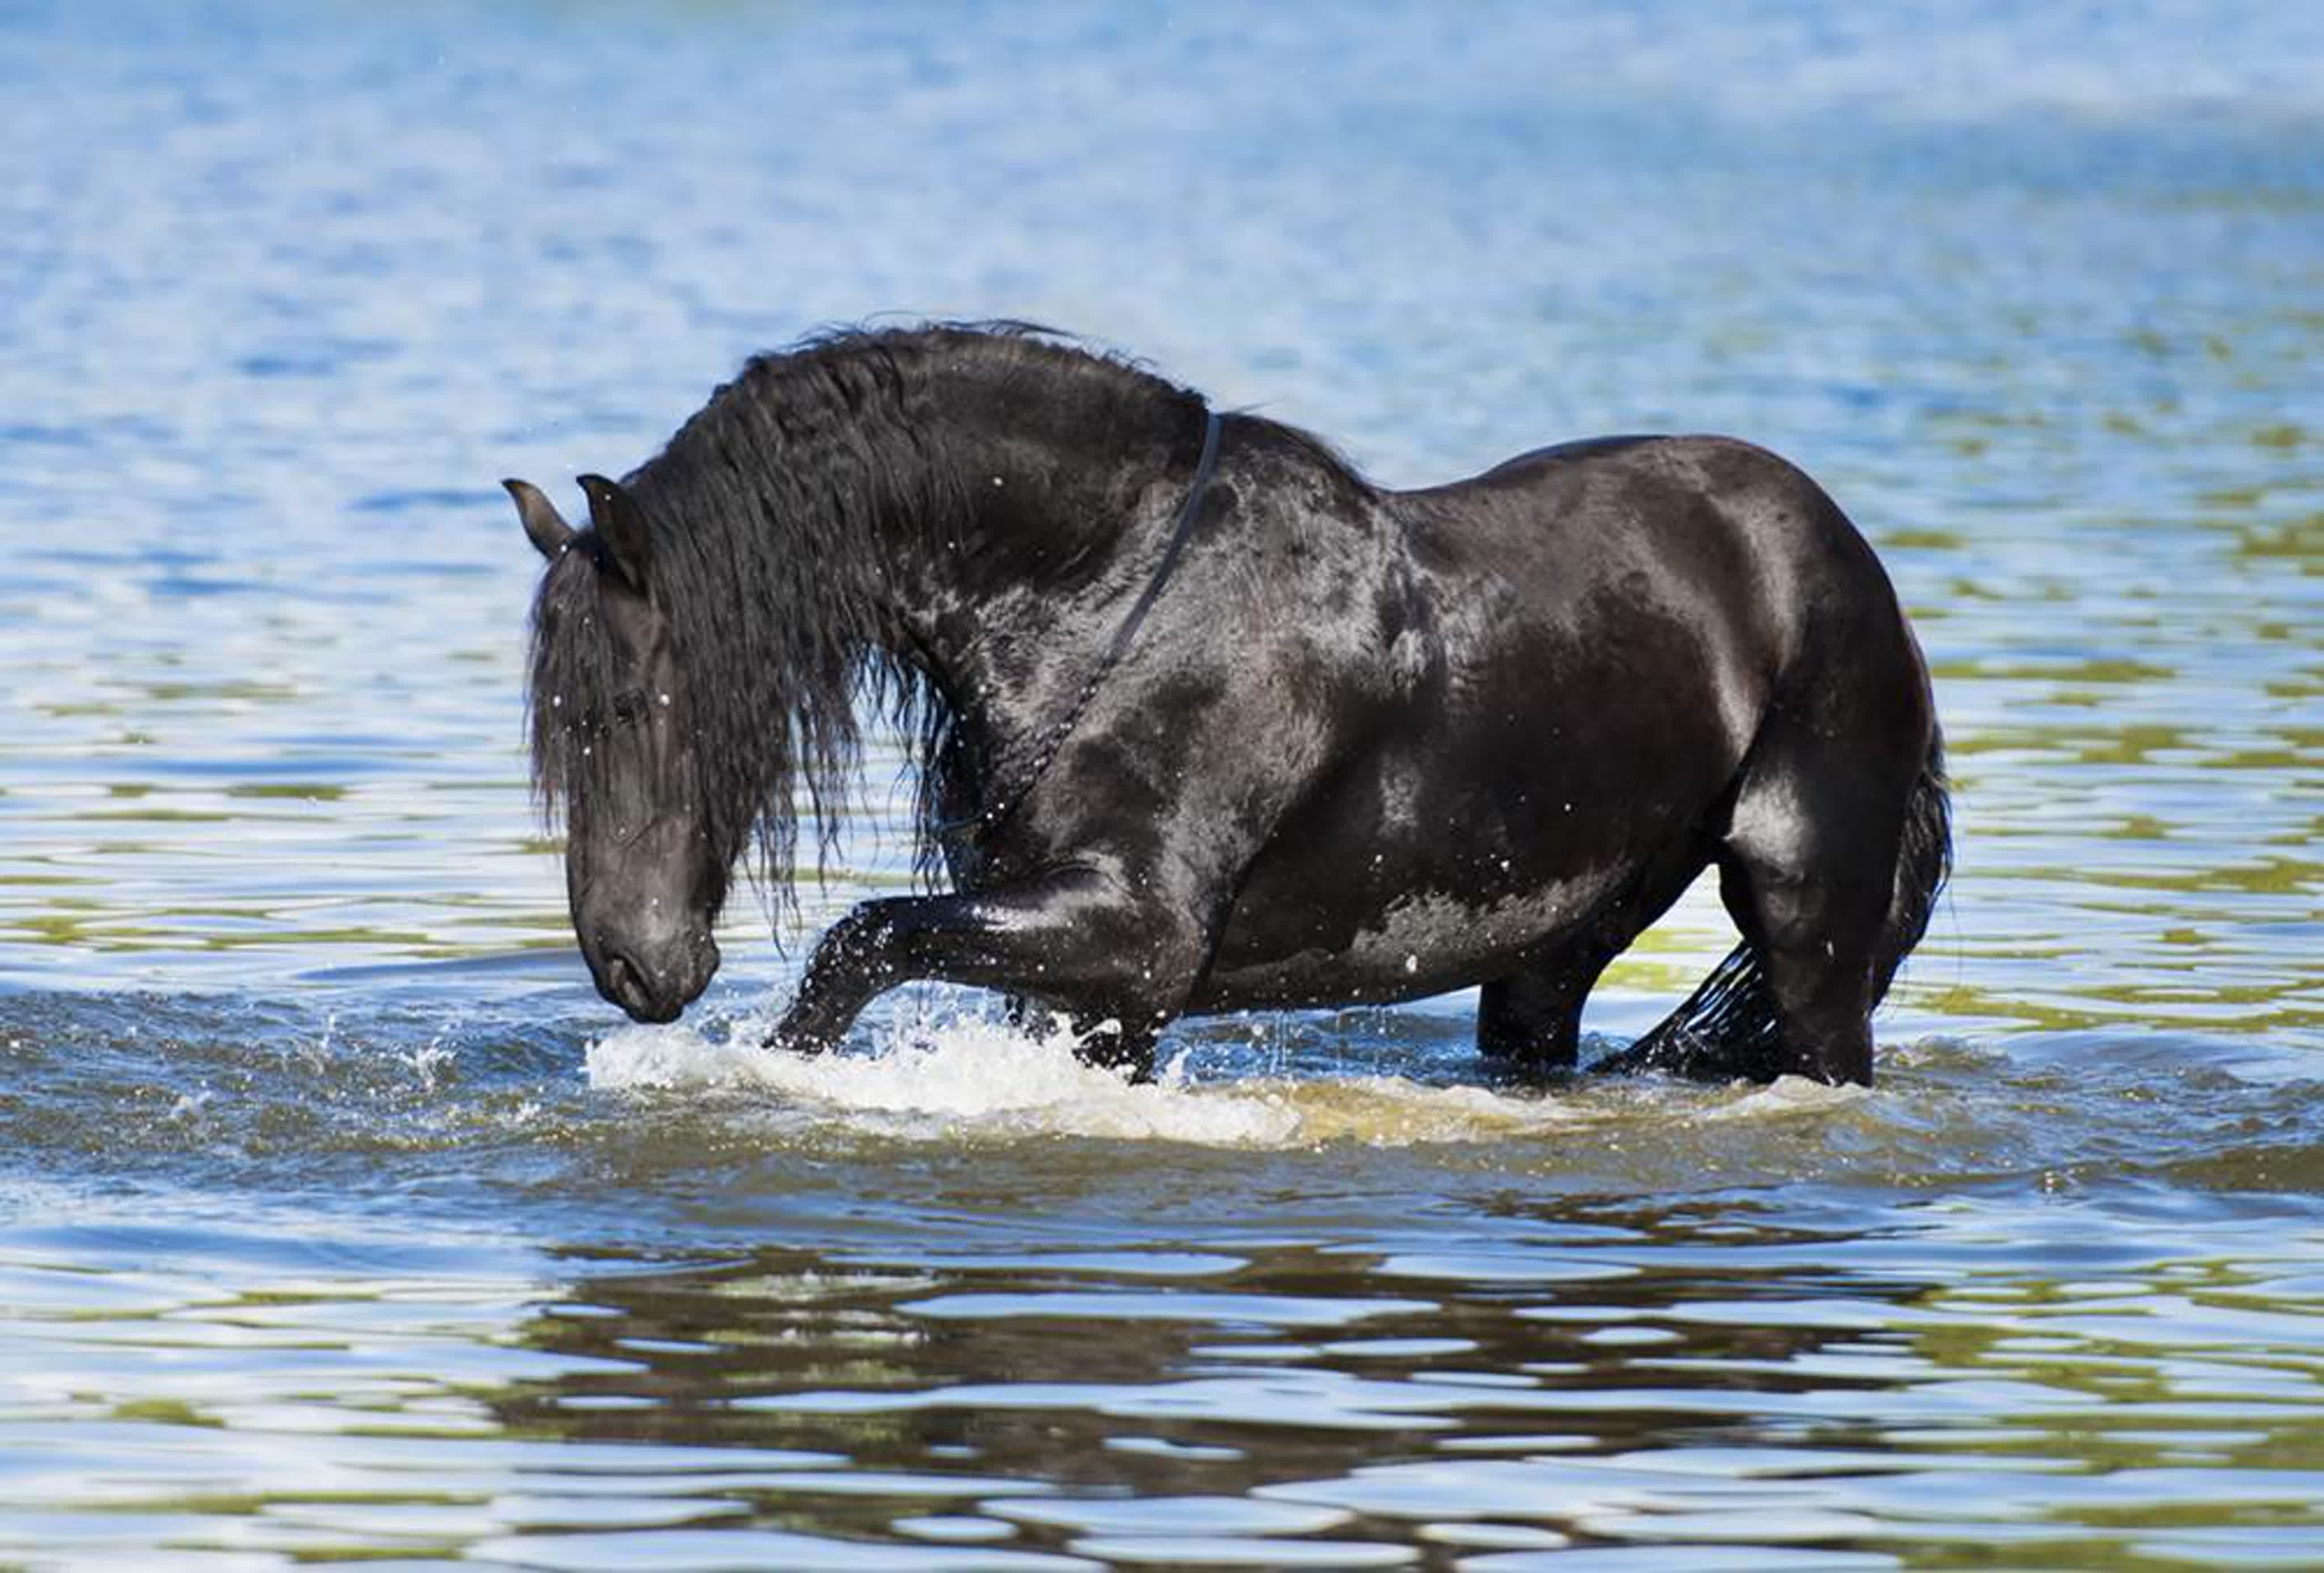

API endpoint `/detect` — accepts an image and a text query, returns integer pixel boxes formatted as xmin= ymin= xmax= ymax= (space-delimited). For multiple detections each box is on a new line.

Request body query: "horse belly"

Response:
xmin=1194 ymin=857 xmax=1632 ymax=1011
xmin=1190 ymin=669 xmax=1745 ymax=1012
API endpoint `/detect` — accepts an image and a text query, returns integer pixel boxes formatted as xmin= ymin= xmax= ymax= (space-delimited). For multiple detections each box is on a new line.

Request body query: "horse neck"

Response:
xmin=879 ymin=367 xmax=1207 ymax=699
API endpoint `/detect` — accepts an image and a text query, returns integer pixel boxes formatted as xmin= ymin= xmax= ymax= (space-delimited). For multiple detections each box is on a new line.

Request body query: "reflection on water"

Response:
xmin=4 ymin=1162 xmax=2320 ymax=1567
xmin=0 ymin=996 xmax=2319 ymax=1561
xmin=1 ymin=0 xmax=2319 ymax=1564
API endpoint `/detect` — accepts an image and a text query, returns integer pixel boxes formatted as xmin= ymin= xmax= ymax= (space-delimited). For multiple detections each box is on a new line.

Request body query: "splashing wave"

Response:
xmin=583 ymin=1009 xmax=1867 ymax=1150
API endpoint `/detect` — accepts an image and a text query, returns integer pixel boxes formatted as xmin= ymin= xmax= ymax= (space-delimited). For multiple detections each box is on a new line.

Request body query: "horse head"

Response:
xmin=510 ymin=476 xmax=724 ymax=1023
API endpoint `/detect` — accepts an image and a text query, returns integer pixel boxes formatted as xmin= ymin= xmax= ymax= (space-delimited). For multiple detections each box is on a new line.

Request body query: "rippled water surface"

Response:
xmin=3 ymin=1 xmax=2321 ymax=1566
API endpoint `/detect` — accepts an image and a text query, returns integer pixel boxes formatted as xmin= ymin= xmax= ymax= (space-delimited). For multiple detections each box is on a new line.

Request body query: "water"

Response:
xmin=2 ymin=1 xmax=2319 ymax=1565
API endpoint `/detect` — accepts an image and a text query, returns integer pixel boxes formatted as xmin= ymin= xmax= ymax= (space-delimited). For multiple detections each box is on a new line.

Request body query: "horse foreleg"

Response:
xmin=1058 ymin=1013 xmax=1160 ymax=1080
xmin=763 ymin=868 xmax=1209 ymax=1081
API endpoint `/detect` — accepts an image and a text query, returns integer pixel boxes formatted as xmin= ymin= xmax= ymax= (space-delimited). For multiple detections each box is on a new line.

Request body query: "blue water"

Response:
xmin=2 ymin=2 xmax=2320 ymax=1566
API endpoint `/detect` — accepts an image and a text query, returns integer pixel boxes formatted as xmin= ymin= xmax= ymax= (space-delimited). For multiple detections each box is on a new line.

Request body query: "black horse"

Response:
xmin=510 ymin=323 xmax=1947 ymax=1085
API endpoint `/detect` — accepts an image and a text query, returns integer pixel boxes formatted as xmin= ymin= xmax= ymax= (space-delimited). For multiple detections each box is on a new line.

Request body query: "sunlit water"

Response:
xmin=3 ymin=1 xmax=2320 ymax=1567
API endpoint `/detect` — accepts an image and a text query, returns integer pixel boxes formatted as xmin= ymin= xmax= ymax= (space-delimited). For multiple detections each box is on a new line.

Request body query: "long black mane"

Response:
xmin=525 ymin=321 xmax=1206 ymax=906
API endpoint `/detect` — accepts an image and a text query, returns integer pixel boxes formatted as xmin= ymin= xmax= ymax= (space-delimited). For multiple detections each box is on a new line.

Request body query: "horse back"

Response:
xmin=1401 ymin=432 xmax=1917 ymax=699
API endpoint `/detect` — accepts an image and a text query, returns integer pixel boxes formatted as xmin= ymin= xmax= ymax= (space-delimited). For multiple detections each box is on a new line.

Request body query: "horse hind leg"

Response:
xmin=1478 ymin=943 xmax=1616 ymax=1075
xmin=1716 ymin=833 xmax=1892 ymax=1086
xmin=1488 ymin=842 xmax=1717 ymax=1076
xmin=1619 ymin=739 xmax=1950 ymax=1086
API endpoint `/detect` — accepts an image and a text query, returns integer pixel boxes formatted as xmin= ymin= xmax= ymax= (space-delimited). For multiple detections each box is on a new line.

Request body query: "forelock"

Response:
xmin=525 ymin=545 xmax=625 ymax=817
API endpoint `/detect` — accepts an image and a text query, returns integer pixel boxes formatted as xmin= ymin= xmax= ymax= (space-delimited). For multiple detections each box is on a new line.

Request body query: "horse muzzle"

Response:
xmin=588 ymin=930 xmax=719 ymax=1023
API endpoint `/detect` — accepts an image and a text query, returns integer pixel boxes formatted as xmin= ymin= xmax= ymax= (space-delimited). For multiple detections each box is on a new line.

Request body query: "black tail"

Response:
xmin=1873 ymin=738 xmax=1953 ymax=1000
xmin=1618 ymin=741 xmax=1951 ymax=1081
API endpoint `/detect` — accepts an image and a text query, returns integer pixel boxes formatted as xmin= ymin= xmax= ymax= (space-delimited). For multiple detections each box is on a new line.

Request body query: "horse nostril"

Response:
xmin=603 ymin=952 xmax=645 ymax=1005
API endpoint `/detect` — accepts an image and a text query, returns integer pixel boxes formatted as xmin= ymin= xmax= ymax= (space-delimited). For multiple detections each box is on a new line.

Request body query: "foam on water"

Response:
xmin=583 ymin=1008 xmax=1866 ymax=1150
xmin=588 ymin=1010 xmax=1298 ymax=1145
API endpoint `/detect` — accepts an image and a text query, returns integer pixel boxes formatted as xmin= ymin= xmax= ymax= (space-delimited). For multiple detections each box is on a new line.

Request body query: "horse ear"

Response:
xmin=577 ymin=473 xmax=651 ymax=589
xmin=503 ymin=478 xmax=574 ymax=560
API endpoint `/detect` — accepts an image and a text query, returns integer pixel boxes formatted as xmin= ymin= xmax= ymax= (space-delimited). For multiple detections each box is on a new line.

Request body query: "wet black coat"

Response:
xmin=513 ymin=325 xmax=1948 ymax=1085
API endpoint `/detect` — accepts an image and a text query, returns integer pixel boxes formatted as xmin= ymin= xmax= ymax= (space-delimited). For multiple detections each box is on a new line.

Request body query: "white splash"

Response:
xmin=584 ymin=1007 xmax=1872 ymax=1149
xmin=588 ymin=1010 xmax=1302 ymax=1145
xmin=1692 ymin=1074 xmax=1871 ymax=1121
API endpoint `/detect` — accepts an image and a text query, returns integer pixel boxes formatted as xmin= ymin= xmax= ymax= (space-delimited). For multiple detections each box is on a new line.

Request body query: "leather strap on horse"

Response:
xmin=957 ymin=407 xmax=1224 ymax=847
